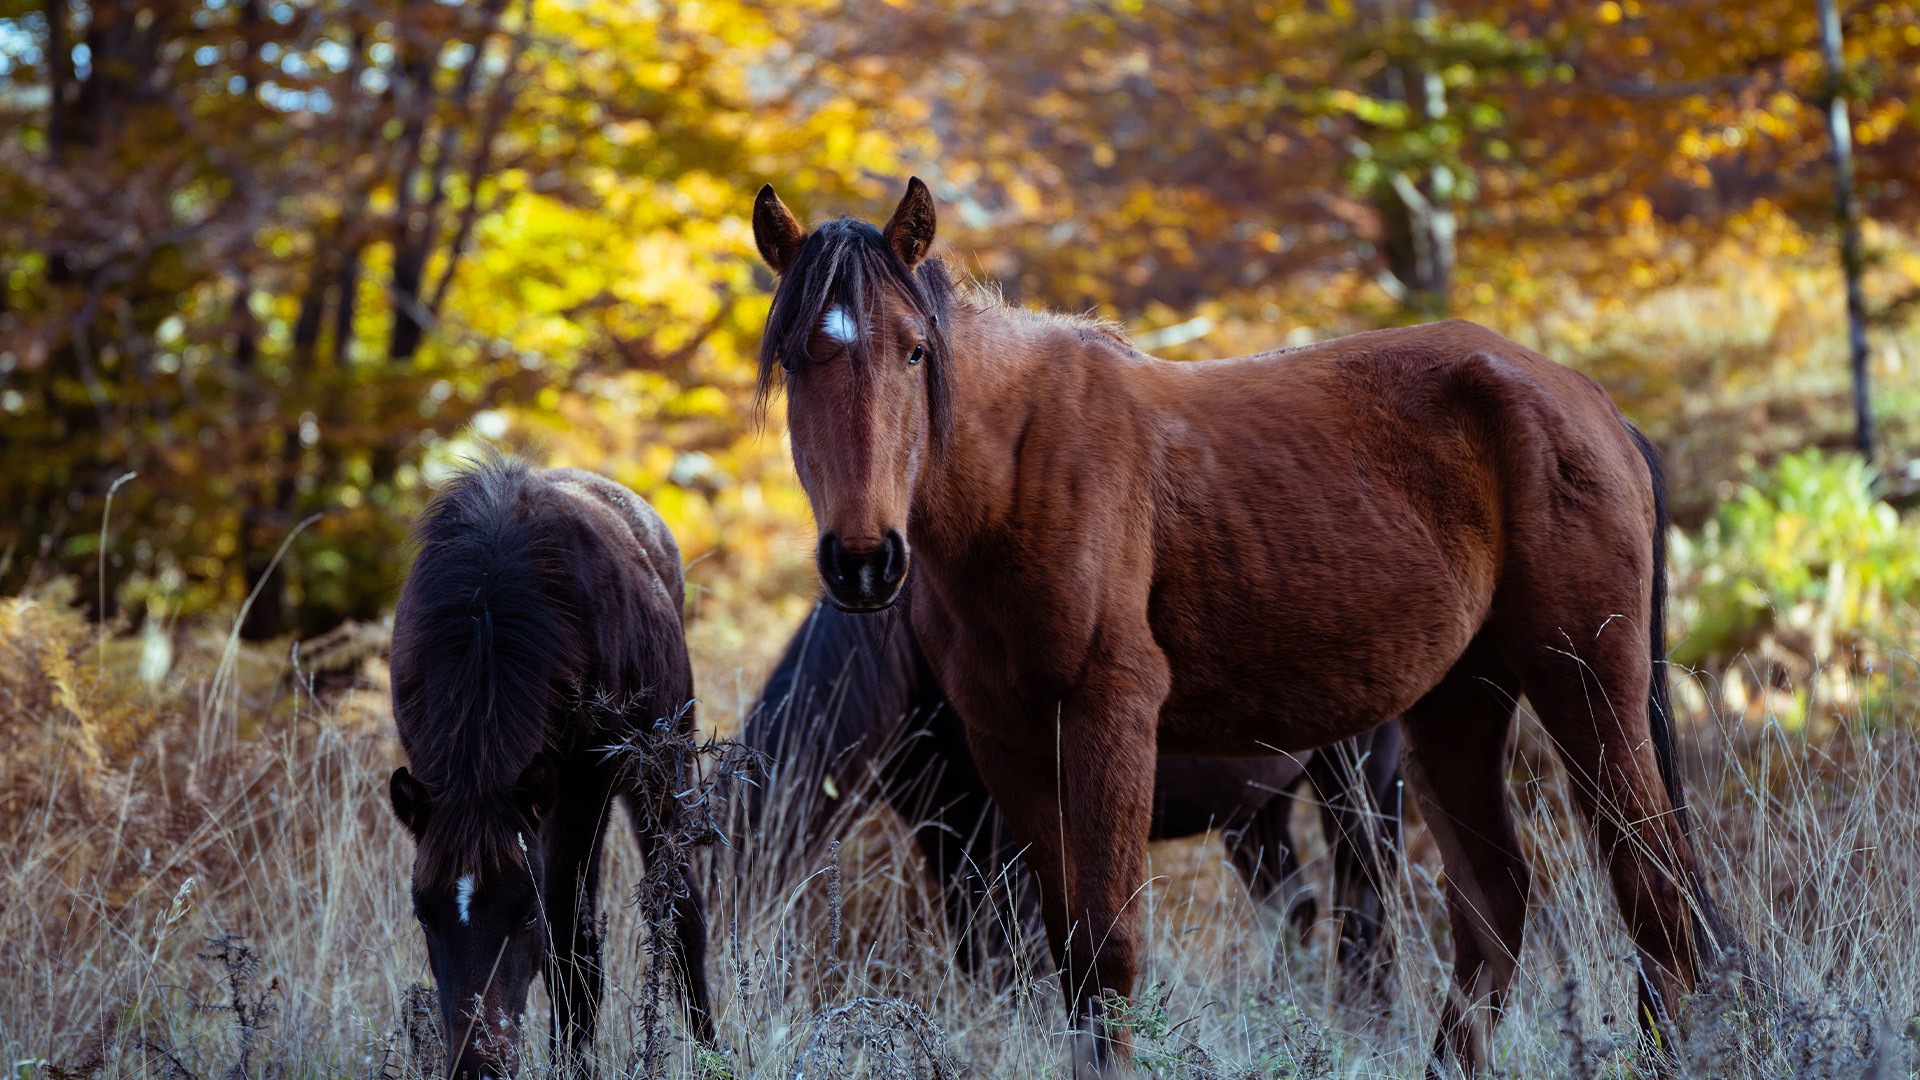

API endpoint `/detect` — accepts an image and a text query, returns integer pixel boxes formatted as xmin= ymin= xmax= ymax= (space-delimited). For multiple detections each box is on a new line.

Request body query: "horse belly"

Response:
xmin=1149 ymin=530 xmax=1488 ymax=756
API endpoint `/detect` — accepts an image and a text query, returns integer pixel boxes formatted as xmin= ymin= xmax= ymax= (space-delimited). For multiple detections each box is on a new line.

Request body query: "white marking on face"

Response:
xmin=455 ymin=874 xmax=476 ymax=925
xmin=821 ymin=306 xmax=858 ymax=344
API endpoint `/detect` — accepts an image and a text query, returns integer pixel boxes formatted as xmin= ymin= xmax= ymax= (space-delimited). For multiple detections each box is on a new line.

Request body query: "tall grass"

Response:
xmin=2 ymin=587 xmax=1917 ymax=1078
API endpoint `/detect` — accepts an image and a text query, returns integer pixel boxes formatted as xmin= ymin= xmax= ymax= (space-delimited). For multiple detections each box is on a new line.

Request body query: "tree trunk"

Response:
xmin=386 ymin=0 xmax=511 ymax=364
xmin=1372 ymin=0 xmax=1454 ymax=319
xmin=238 ymin=279 xmax=326 ymax=640
xmin=238 ymin=470 xmax=293 ymax=640
xmin=1817 ymin=0 xmax=1874 ymax=459
xmin=46 ymin=0 xmax=71 ymax=159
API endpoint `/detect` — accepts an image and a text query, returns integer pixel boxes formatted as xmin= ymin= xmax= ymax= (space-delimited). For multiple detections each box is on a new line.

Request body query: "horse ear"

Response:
xmin=753 ymin=184 xmax=806 ymax=274
xmin=514 ymin=756 xmax=560 ymax=830
xmin=389 ymin=767 xmax=431 ymax=839
xmin=882 ymin=176 xmax=937 ymax=268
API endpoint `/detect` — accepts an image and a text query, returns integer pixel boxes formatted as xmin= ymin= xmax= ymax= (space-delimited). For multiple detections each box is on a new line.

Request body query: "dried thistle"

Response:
xmin=788 ymin=996 xmax=965 ymax=1080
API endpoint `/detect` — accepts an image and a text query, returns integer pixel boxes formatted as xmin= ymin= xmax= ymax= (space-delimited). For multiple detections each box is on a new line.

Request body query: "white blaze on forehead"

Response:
xmin=455 ymin=874 xmax=477 ymax=925
xmin=821 ymin=306 xmax=859 ymax=344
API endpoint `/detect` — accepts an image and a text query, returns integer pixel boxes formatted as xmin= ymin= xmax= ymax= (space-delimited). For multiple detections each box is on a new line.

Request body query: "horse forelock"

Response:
xmin=755 ymin=217 xmax=955 ymax=441
xmin=391 ymin=455 xmax=581 ymax=889
xmin=414 ymin=802 xmax=530 ymax=890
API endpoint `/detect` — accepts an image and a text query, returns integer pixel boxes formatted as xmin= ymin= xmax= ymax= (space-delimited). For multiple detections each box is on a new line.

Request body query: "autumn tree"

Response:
xmin=0 ymin=0 xmax=918 ymax=635
xmin=832 ymin=0 xmax=1919 ymax=337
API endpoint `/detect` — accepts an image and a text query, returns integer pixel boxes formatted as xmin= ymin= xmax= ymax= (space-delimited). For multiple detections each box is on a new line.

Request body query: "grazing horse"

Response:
xmin=751 ymin=178 xmax=1726 ymax=1075
xmin=387 ymin=458 xmax=714 ymax=1077
xmin=741 ymin=595 xmax=1405 ymax=976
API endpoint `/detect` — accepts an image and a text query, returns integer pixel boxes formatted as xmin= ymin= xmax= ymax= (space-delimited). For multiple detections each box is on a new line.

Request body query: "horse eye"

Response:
xmin=907 ymin=342 xmax=925 ymax=366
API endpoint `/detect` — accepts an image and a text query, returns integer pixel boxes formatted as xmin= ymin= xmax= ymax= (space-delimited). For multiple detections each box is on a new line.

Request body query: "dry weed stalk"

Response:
xmin=788 ymin=996 xmax=963 ymax=1080
xmin=590 ymin=691 xmax=762 ymax=1079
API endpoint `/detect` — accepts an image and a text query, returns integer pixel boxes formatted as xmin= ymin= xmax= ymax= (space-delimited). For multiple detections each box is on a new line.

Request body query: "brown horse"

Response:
xmin=752 ymin=178 xmax=1726 ymax=1075
xmin=387 ymin=458 xmax=713 ymax=1077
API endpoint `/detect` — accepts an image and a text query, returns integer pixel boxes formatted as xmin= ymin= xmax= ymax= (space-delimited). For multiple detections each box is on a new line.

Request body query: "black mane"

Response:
xmin=755 ymin=217 xmax=957 ymax=441
xmin=390 ymin=456 xmax=587 ymax=885
xmin=744 ymin=600 xmax=927 ymax=770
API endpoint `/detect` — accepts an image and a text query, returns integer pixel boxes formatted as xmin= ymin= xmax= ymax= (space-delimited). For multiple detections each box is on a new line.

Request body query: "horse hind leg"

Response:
xmin=1312 ymin=719 xmax=1405 ymax=983
xmin=1224 ymin=785 xmax=1307 ymax=930
xmin=1399 ymin=637 xmax=1528 ymax=1076
xmin=1503 ymin=616 xmax=1706 ymax=1036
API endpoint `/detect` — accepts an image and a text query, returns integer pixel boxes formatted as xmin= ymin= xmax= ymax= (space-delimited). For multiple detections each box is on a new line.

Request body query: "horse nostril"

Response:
xmin=882 ymin=528 xmax=908 ymax=588
xmin=816 ymin=533 xmax=844 ymax=586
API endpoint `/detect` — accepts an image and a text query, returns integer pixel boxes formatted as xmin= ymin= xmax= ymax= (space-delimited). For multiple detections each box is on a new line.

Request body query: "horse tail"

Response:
xmin=1622 ymin=421 xmax=1689 ymax=832
xmin=1625 ymin=420 xmax=1735 ymax=959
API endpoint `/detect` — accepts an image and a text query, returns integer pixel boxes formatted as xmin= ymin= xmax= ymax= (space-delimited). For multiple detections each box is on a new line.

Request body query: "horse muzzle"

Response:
xmin=817 ymin=529 xmax=909 ymax=612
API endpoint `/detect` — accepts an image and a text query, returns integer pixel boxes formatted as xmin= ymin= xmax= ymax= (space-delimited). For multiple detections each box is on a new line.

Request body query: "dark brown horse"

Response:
xmin=740 ymin=594 xmax=1405 ymax=976
xmin=387 ymin=458 xmax=713 ymax=1077
xmin=752 ymin=179 xmax=1726 ymax=1075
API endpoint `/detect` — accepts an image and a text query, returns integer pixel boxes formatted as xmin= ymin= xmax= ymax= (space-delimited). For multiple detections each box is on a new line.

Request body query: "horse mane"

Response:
xmin=746 ymin=601 xmax=926 ymax=764
xmin=756 ymin=217 xmax=957 ymax=440
xmin=954 ymin=276 xmax=1135 ymax=350
xmin=390 ymin=454 xmax=588 ymax=886
xmin=738 ymin=598 xmax=948 ymax=855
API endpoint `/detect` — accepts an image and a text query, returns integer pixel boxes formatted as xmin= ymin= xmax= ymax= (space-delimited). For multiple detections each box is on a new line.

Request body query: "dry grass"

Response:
xmin=3 ymin=585 xmax=1918 ymax=1079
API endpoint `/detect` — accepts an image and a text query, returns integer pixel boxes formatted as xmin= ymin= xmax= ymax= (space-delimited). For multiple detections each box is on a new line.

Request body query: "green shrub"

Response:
xmin=1669 ymin=449 xmax=1920 ymax=671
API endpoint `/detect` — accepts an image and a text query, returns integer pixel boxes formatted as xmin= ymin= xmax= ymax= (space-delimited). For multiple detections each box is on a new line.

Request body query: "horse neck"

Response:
xmin=912 ymin=303 xmax=1101 ymax=550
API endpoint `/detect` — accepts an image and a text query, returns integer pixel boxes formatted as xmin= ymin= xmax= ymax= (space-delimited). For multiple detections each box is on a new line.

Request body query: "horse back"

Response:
xmin=541 ymin=467 xmax=694 ymax=727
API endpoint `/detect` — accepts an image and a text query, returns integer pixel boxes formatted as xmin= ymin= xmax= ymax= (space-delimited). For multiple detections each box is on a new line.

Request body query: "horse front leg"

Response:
xmin=969 ymin=639 xmax=1165 ymax=1077
xmin=541 ymin=775 xmax=613 ymax=1078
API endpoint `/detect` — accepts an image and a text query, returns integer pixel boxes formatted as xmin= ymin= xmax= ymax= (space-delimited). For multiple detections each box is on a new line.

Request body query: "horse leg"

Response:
xmin=542 ymin=775 xmax=613 ymax=1076
xmin=882 ymin=694 xmax=1023 ymax=977
xmin=957 ymin=723 xmax=1070 ymax=957
xmin=1060 ymin=658 xmax=1164 ymax=1076
xmin=1504 ymin=624 xmax=1704 ymax=1036
xmin=1311 ymin=721 xmax=1404 ymax=976
xmin=905 ymin=754 xmax=1029 ymax=979
xmin=1399 ymin=639 xmax=1527 ymax=1077
xmin=628 ymin=798 xmax=718 ymax=1046
xmin=1224 ymin=785 xmax=1307 ymax=930
xmin=967 ymin=654 xmax=1163 ymax=1078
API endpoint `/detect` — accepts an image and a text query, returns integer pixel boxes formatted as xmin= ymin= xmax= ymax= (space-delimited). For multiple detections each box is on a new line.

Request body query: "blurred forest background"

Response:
xmin=3 ymin=0 xmax=1920 ymax=707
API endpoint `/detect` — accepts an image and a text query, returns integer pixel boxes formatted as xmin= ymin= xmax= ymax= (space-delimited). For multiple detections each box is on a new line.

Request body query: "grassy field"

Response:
xmin=3 ymin=582 xmax=1918 ymax=1080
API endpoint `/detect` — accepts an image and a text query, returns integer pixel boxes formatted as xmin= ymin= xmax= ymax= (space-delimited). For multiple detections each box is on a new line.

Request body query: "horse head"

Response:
xmin=753 ymin=177 xmax=955 ymax=612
